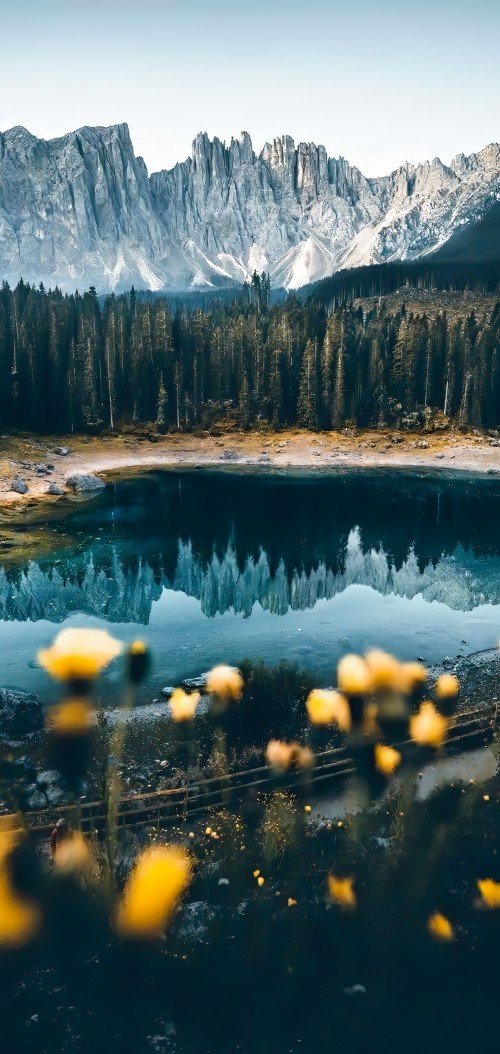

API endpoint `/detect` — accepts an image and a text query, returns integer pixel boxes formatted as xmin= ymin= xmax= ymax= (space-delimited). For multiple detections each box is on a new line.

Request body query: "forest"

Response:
xmin=0 ymin=270 xmax=499 ymax=434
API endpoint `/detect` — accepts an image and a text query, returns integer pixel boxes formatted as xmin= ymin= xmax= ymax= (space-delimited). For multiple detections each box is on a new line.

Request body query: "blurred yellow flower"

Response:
xmin=365 ymin=650 xmax=401 ymax=690
xmin=169 ymin=688 xmax=200 ymax=722
xmin=54 ymin=831 xmax=91 ymax=874
xmin=38 ymin=628 xmax=123 ymax=682
xmin=46 ymin=698 xmax=95 ymax=736
xmin=327 ymin=875 xmax=356 ymax=909
xmin=253 ymin=869 xmax=260 ymax=877
xmin=295 ymin=745 xmax=315 ymax=770
xmin=399 ymin=662 xmax=428 ymax=695
xmin=427 ymin=912 xmax=454 ymax=941
xmin=257 ymin=876 xmax=265 ymax=887
xmin=266 ymin=740 xmax=296 ymax=772
xmin=0 ymin=867 xmax=41 ymax=948
xmin=115 ymin=845 xmax=192 ymax=939
xmin=477 ymin=878 xmax=500 ymax=908
xmin=288 ymin=898 xmax=297 ymax=907
xmin=265 ymin=741 xmax=314 ymax=773
xmin=306 ymin=689 xmax=351 ymax=731
xmin=304 ymin=805 xmax=312 ymax=813
xmin=374 ymin=743 xmax=402 ymax=777
xmin=435 ymin=674 xmax=459 ymax=699
xmin=337 ymin=655 xmax=373 ymax=696
xmin=206 ymin=665 xmax=243 ymax=700
xmin=0 ymin=820 xmax=41 ymax=948
xmin=409 ymin=702 xmax=448 ymax=748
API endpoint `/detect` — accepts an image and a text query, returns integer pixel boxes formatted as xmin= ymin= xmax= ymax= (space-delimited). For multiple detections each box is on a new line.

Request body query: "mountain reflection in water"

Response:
xmin=0 ymin=527 xmax=498 ymax=624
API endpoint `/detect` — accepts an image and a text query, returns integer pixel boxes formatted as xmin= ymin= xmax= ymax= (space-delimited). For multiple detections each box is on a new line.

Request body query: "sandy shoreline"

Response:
xmin=0 ymin=427 xmax=499 ymax=508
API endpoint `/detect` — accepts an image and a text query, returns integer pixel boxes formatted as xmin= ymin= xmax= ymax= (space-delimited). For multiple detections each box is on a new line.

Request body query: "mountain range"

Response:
xmin=0 ymin=122 xmax=499 ymax=293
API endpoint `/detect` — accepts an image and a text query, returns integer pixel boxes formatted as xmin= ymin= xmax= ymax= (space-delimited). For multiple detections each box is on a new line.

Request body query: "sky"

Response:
xmin=1 ymin=0 xmax=499 ymax=178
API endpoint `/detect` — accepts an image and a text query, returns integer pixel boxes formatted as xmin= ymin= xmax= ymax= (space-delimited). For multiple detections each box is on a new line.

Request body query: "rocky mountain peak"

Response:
xmin=1 ymin=123 xmax=499 ymax=292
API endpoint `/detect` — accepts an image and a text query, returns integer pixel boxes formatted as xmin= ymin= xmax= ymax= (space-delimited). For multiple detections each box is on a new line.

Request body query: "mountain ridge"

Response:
xmin=0 ymin=122 xmax=499 ymax=292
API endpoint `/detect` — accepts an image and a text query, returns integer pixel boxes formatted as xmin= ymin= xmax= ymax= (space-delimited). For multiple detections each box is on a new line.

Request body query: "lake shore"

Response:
xmin=0 ymin=427 xmax=499 ymax=508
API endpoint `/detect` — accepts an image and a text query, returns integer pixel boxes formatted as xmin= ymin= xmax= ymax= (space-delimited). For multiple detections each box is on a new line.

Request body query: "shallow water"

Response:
xmin=1 ymin=468 xmax=499 ymax=699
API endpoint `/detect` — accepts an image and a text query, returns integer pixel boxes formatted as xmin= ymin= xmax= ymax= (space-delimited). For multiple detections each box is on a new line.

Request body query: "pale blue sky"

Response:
xmin=2 ymin=0 xmax=499 ymax=177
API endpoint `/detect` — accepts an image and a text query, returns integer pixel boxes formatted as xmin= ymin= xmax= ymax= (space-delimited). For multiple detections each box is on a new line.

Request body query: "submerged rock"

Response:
xmin=0 ymin=689 xmax=43 ymax=736
xmin=66 ymin=473 xmax=106 ymax=493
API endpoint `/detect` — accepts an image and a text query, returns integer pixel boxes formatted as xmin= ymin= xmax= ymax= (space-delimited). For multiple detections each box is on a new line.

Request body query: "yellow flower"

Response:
xmin=0 ymin=821 xmax=41 ymax=948
xmin=288 ymin=898 xmax=297 ymax=907
xmin=54 ymin=832 xmax=91 ymax=873
xmin=257 ymin=876 xmax=265 ymax=887
xmin=327 ymin=874 xmax=356 ymax=909
xmin=46 ymin=698 xmax=95 ymax=735
xmin=0 ymin=867 xmax=41 ymax=948
xmin=169 ymin=688 xmax=200 ymax=722
xmin=409 ymin=702 xmax=448 ymax=748
xmin=306 ymin=689 xmax=351 ymax=731
xmin=435 ymin=674 xmax=459 ymax=699
xmin=304 ymin=805 xmax=312 ymax=813
xmin=399 ymin=662 xmax=428 ymax=695
xmin=205 ymin=665 xmax=243 ymax=700
xmin=115 ymin=845 xmax=192 ymax=939
xmin=266 ymin=740 xmax=296 ymax=772
xmin=365 ymin=650 xmax=401 ymax=690
xmin=374 ymin=743 xmax=402 ymax=777
xmin=295 ymin=745 xmax=315 ymax=770
xmin=477 ymin=878 xmax=500 ymax=909
xmin=265 ymin=741 xmax=314 ymax=773
xmin=427 ymin=912 xmax=454 ymax=941
xmin=38 ymin=628 xmax=123 ymax=682
xmin=337 ymin=654 xmax=373 ymax=696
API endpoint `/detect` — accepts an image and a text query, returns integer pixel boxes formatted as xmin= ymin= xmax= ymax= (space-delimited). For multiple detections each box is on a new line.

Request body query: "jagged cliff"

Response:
xmin=1 ymin=123 xmax=499 ymax=291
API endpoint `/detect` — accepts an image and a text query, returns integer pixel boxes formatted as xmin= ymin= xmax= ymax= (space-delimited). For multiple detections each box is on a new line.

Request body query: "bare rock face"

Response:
xmin=66 ymin=473 xmax=106 ymax=493
xmin=1 ymin=123 xmax=500 ymax=291
xmin=0 ymin=688 xmax=43 ymax=737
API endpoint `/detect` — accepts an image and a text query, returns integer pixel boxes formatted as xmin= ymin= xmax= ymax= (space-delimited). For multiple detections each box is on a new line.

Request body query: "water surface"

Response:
xmin=1 ymin=468 xmax=499 ymax=699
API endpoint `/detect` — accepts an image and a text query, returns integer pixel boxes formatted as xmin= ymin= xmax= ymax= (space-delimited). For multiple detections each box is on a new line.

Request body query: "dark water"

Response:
xmin=1 ymin=468 xmax=500 ymax=699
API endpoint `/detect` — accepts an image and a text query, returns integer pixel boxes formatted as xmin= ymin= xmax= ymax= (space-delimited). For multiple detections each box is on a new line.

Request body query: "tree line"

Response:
xmin=0 ymin=275 xmax=499 ymax=434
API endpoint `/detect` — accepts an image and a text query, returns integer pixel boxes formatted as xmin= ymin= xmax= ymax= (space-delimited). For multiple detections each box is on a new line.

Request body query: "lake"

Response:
xmin=1 ymin=467 xmax=499 ymax=701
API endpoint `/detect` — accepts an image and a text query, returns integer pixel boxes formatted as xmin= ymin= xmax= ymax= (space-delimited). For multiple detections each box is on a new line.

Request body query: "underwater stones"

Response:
xmin=0 ymin=688 xmax=43 ymax=736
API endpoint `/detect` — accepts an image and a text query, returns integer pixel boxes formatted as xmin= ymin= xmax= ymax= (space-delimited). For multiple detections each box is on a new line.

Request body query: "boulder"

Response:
xmin=47 ymin=483 xmax=65 ymax=495
xmin=66 ymin=473 xmax=106 ymax=493
xmin=416 ymin=440 xmax=430 ymax=449
xmin=10 ymin=478 xmax=29 ymax=494
xmin=0 ymin=689 xmax=43 ymax=736
xmin=0 ymin=754 xmax=37 ymax=782
xmin=54 ymin=447 xmax=70 ymax=456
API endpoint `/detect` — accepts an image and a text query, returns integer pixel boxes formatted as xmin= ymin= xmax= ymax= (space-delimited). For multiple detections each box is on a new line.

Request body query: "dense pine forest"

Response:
xmin=1 ymin=273 xmax=500 ymax=434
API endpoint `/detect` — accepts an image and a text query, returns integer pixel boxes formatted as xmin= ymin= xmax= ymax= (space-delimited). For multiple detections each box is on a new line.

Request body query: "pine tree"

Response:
xmin=297 ymin=339 xmax=318 ymax=429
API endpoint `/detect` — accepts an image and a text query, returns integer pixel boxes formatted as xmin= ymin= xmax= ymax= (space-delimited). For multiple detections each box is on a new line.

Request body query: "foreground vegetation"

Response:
xmin=2 ymin=269 xmax=500 ymax=436
xmin=1 ymin=630 xmax=499 ymax=1053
